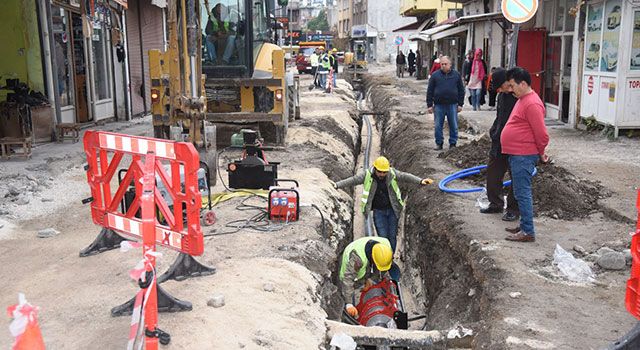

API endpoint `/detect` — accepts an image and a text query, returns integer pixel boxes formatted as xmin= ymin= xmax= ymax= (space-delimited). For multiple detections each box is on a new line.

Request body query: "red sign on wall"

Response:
xmin=587 ymin=76 xmax=594 ymax=95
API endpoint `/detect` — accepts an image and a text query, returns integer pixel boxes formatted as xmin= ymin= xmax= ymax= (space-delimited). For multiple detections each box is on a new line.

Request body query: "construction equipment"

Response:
xmin=149 ymin=0 xmax=300 ymax=169
xmin=344 ymin=40 xmax=368 ymax=76
xmin=268 ymin=179 xmax=299 ymax=222
xmin=227 ymin=129 xmax=279 ymax=190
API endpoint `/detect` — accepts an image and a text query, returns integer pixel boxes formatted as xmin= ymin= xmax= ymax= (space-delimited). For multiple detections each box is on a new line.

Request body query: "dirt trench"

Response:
xmin=362 ymin=75 xmax=498 ymax=346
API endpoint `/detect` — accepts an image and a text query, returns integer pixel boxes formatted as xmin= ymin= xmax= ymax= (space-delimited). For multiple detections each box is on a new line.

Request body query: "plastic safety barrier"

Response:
xmin=83 ymin=131 xmax=204 ymax=256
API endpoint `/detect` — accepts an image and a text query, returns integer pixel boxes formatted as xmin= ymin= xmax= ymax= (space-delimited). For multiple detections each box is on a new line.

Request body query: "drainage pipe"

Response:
xmin=439 ymin=165 xmax=538 ymax=194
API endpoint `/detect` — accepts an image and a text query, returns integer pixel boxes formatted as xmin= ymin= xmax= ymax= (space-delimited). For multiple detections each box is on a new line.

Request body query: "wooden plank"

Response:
xmin=325 ymin=320 xmax=474 ymax=349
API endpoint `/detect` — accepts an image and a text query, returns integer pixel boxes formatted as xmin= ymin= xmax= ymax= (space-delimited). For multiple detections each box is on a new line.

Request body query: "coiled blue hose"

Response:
xmin=439 ymin=165 xmax=538 ymax=193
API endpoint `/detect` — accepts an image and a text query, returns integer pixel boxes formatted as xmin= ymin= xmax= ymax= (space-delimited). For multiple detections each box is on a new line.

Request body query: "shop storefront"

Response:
xmin=579 ymin=0 xmax=640 ymax=135
xmin=541 ymin=0 xmax=579 ymax=123
xmin=45 ymin=0 xmax=127 ymax=124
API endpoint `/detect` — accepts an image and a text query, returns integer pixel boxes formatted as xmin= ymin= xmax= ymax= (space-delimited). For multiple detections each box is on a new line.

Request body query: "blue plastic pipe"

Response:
xmin=439 ymin=165 xmax=538 ymax=194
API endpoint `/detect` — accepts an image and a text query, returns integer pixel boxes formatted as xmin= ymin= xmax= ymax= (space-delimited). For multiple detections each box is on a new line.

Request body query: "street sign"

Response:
xmin=501 ymin=0 xmax=539 ymax=24
xmin=588 ymin=76 xmax=594 ymax=95
xmin=394 ymin=36 xmax=404 ymax=46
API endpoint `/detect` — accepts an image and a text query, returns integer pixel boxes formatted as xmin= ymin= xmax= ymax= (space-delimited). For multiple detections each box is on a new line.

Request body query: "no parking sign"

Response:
xmin=501 ymin=0 xmax=539 ymax=23
xmin=394 ymin=36 xmax=404 ymax=46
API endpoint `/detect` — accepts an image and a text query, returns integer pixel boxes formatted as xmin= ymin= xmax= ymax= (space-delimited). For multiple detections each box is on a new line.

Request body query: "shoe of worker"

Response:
xmin=502 ymin=212 xmax=519 ymax=221
xmin=505 ymin=226 xmax=521 ymax=234
xmin=505 ymin=233 xmax=535 ymax=242
xmin=480 ymin=206 xmax=502 ymax=214
xmin=433 ymin=144 xmax=443 ymax=151
xmin=449 ymin=143 xmax=456 ymax=148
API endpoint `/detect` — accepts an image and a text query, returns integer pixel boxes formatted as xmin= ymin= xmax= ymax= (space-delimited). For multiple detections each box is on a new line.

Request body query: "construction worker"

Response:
xmin=339 ymin=236 xmax=395 ymax=310
xmin=334 ymin=156 xmax=433 ymax=253
xmin=205 ymin=3 xmax=236 ymax=64
xmin=310 ymin=47 xmax=320 ymax=88
xmin=330 ymin=48 xmax=339 ymax=88
xmin=317 ymin=47 xmax=331 ymax=90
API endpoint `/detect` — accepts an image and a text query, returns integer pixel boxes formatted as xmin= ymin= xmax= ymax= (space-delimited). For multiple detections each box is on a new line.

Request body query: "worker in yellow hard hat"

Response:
xmin=339 ymin=236 xmax=396 ymax=314
xmin=334 ymin=156 xmax=433 ymax=253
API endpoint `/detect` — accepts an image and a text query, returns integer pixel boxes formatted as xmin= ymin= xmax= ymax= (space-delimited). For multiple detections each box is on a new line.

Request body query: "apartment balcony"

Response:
xmin=400 ymin=0 xmax=442 ymax=17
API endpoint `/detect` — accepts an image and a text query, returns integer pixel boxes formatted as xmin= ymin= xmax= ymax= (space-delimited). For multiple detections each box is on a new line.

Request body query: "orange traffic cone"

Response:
xmin=7 ymin=294 xmax=45 ymax=350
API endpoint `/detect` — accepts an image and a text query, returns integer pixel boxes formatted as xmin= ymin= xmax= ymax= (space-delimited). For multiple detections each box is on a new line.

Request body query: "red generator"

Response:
xmin=268 ymin=179 xmax=300 ymax=222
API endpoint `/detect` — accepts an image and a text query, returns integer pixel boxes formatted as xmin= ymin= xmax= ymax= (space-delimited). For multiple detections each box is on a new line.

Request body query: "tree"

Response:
xmin=306 ymin=10 xmax=329 ymax=32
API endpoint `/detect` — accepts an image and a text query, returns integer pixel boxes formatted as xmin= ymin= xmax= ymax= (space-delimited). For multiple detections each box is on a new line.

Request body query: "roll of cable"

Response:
xmin=439 ymin=165 xmax=538 ymax=194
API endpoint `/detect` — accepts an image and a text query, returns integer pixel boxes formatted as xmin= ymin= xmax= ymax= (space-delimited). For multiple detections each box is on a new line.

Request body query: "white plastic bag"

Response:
xmin=330 ymin=333 xmax=357 ymax=350
xmin=475 ymin=190 xmax=490 ymax=210
xmin=553 ymin=244 xmax=595 ymax=283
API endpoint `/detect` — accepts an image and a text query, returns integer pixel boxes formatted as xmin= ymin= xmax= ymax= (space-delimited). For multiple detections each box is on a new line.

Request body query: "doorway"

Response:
xmin=50 ymin=5 xmax=90 ymax=124
xmin=544 ymin=34 xmax=572 ymax=123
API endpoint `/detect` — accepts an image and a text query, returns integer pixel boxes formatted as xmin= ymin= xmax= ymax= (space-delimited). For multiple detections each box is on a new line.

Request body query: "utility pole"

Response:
xmin=508 ymin=24 xmax=520 ymax=69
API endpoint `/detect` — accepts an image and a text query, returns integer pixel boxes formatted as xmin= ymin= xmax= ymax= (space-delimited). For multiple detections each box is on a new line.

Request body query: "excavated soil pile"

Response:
xmin=438 ymin=134 xmax=492 ymax=169
xmin=438 ymin=135 xmax=610 ymax=220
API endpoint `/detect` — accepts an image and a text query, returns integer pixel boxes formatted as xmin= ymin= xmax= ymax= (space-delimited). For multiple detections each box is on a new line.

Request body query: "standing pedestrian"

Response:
xmin=461 ymin=50 xmax=473 ymax=85
xmin=416 ymin=49 xmax=424 ymax=80
xmin=487 ymin=67 xmax=498 ymax=109
xmin=467 ymin=48 xmax=486 ymax=111
xmin=318 ymin=47 xmax=330 ymax=91
xmin=429 ymin=53 xmax=442 ymax=77
xmin=501 ymin=67 xmax=550 ymax=242
xmin=334 ymin=156 xmax=434 ymax=253
xmin=310 ymin=47 xmax=320 ymax=88
xmin=481 ymin=68 xmax=519 ymax=222
xmin=408 ymin=50 xmax=416 ymax=77
xmin=426 ymin=56 xmax=465 ymax=150
xmin=396 ymin=51 xmax=407 ymax=78
xmin=331 ymin=48 xmax=339 ymax=88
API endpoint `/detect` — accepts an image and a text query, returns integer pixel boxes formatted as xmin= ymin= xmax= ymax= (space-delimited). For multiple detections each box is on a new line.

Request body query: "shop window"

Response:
xmin=555 ymin=0 xmax=566 ymax=32
xmin=92 ymin=25 xmax=111 ymax=100
xmin=584 ymin=3 xmax=602 ymax=72
xmin=51 ymin=7 xmax=74 ymax=107
xmin=601 ymin=0 xmax=621 ymax=72
xmin=632 ymin=11 xmax=640 ymax=70
xmin=565 ymin=0 xmax=576 ymax=32
xmin=543 ymin=0 xmax=554 ymax=30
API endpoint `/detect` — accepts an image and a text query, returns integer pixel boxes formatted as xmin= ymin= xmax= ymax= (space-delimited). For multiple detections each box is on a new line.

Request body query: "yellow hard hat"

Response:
xmin=373 ymin=156 xmax=390 ymax=172
xmin=319 ymin=46 xmax=325 ymax=50
xmin=332 ymin=48 xmax=338 ymax=52
xmin=371 ymin=243 xmax=392 ymax=272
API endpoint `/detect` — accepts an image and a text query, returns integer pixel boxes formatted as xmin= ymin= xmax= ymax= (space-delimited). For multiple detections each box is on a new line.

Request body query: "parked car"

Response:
xmin=295 ymin=47 xmax=317 ymax=74
xmin=607 ymin=6 xmax=621 ymax=30
xmin=586 ymin=43 xmax=600 ymax=69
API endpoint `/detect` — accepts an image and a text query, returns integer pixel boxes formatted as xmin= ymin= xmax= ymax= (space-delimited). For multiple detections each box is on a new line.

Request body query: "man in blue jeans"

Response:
xmin=426 ymin=56 xmax=465 ymax=150
xmin=334 ymin=156 xmax=433 ymax=252
xmin=500 ymin=67 xmax=550 ymax=242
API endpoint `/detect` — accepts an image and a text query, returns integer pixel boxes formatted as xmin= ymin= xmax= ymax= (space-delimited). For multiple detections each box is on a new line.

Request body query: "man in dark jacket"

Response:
xmin=407 ymin=50 xmax=416 ymax=77
xmin=481 ymin=68 xmax=519 ymax=221
xmin=461 ymin=50 xmax=473 ymax=84
xmin=396 ymin=52 xmax=407 ymax=78
xmin=426 ymin=56 xmax=465 ymax=150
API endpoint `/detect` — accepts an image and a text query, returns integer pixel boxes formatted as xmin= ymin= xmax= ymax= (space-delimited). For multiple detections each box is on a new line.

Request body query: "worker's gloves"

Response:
xmin=330 ymin=180 xmax=338 ymax=189
xmin=345 ymin=303 xmax=358 ymax=318
xmin=421 ymin=178 xmax=434 ymax=185
xmin=363 ymin=278 xmax=374 ymax=291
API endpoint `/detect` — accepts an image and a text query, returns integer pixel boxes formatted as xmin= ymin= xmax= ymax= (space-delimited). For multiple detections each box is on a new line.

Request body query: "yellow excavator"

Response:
xmin=148 ymin=0 xmax=299 ymax=168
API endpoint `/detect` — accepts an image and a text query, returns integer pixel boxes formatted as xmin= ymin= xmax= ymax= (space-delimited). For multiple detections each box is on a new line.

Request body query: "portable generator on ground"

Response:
xmin=268 ymin=179 xmax=300 ymax=222
xmin=342 ymin=277 xmax=408 ymax=331
xmin=227 ymin=129 xmax=280 ymax=190
xmin=118 ymin=161 xmax=216 ymax=226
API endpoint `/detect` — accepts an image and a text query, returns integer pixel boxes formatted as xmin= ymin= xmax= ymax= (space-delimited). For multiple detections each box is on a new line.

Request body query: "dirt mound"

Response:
xmin=533 ymin=164 xmax=610 ymax=219
xmin=437 ymin=135 xmax=610 ymax=220
xmin=438 ymin=135 xmax=491 ymax=169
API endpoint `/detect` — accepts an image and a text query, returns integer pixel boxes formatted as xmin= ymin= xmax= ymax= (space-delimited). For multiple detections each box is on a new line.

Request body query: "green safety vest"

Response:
xmin=339 ymin=236 xmax=391 ymax=281
xmin=321 ymin=54 xmax=331 ymax=69
xmin=361 ymin=168 xmax=404 ymax=213
xmin=209 ymin=18 xmax=230 ymax=33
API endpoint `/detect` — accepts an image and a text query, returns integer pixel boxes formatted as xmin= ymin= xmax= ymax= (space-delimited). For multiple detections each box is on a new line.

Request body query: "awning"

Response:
xmin=430 ymin=24 xmax=469 ymax=41
xmin=409 ymin=24 xmax=466 ymax=42
xmin=454 ymin=12 xmax=505 ymax=24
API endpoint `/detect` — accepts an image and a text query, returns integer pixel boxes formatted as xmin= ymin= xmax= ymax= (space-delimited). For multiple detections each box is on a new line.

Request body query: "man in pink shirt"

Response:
xmin=500 ymin=67 xmax=550 ymax=242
